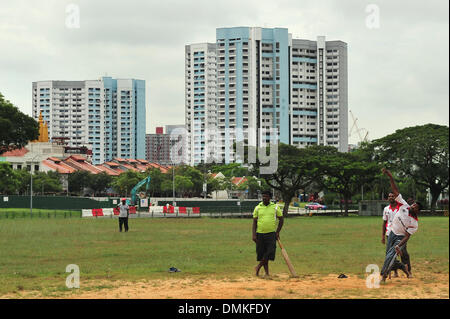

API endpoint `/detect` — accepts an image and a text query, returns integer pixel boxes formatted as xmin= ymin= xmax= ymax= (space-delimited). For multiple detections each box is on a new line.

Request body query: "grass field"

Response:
xmin=0 ymin=208 xmax=82 ymax=219
xmin=0 ymin=216 xmax=448 ymax=299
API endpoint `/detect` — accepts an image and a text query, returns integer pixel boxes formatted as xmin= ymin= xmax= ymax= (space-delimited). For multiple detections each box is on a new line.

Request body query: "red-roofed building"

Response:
xmin=231 ymin=177 xmax=248 ymax=186
xmin=136 ymin=159 xmax=149 ymax=164
xmin=0 ymin=141 xmax=68 ymax=173
xmin=135 ymin=163 xmax=149 ymax=172
xmin=104 ymin=161 xmax=119 ymax=167
xmin=47 ymin=156 xmax=62 ymax=162
xmin=210 ymin=172 xmax=226 ymax=179
xmin=147 ymin=162 xmax=169 ymax=173
xmin=42 ymin=159 xmax=76 ymax=174
xmin=64 ymin=156 xmax=104 ymax=174
xmin=112 ymin=158 xmax=140 ymax=172
xmin=102 ymin=162 xmax=124 ymax=173
xmin=124 ymin=158 xmax=150 ymax=172
xmin=0 ymin=147 xmax=29 ymax=157
xmin=94 ymin=165 xmax=120 ymax=176
xmin=67 ymin=154 xmax=87 ymax=162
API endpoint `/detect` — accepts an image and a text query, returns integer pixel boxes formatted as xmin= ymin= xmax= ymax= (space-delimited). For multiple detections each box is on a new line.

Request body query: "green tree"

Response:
xmin=33 ymin=171 xmax=63 ymax=194
xmin=368 ymin=124 xmax=449 ymax=212
xmin=174 ymin=175 xmax=194 ymax=196
xmin=319 ymin=148 xmax=380 ymax=216
xmin=146 ymin=167 xmax=165 ymax=197
xmin=15 ymin=169 xmax=31 ymax=195
xmin=112 ymin=171 xmax=144 ymax=196
xmin=175 ymin=165 xmax=203 ymax=196
xmin=0 ymin=162 xmax=19 ymax=194
xmin=236 ymin=179 xmax=249 ymax=192
xmin=397 ymin=176 xmax=428 ymax=205
xmin=89 ymin=172 xmax=113 ymax=196
xmin=225 ymin=177 xmax=237 ymax=196
xmin=68 ymin=170 xmax=93 ymax=195
xmin=363 ymin=173 xmax=390 ymax=201
xmin=211 ymin=163 xmax=248 ymax=178
xmin=0 ymin=92 xmax=39 ymax=154
xmin=161 ymin=179 xmax=174 ymax=196
xmin=237 ymin=176 xmax=265 ymax=199
xmin=206 ymin=176 xmax=222 ymax=198
xmin=257 ymin=144 xmax=324 ymax=217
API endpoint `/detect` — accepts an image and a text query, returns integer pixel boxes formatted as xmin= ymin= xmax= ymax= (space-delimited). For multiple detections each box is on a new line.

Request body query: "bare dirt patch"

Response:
xmin=4 ymin=271 xmax=447 ymax=299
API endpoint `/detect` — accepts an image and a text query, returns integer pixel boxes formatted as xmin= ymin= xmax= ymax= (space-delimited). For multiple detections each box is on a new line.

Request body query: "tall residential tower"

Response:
xmin=185 ymin=43 xmax=217 ymax=165
xmin=185 ymin=27 xmax=348 ymax=164
xmin=216 ymin=27 xmax=291 ymax=162
xmin=290 ymin=37 xmax=348 ymax=150
xmin=32 ymin=76 xmax=146 ymax=164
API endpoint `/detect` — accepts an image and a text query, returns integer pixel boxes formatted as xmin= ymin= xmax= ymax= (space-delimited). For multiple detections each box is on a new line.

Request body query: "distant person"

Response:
xmin=380 ymin=169 xmax=421 ymax=282
xmin=117 ymin=199 xmax=130 ymax=232
xmin=252 ymin=190 xmax=284 ymax=277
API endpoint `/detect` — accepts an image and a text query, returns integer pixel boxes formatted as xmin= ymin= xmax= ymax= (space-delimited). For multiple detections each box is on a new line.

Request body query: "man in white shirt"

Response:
xmin=117 ymin=199 xmax=130 ymax=232
xmin=382 ymin=192 xmax=402 ymax=278
xmin=380 ymin=169 xmax=422 ymax=282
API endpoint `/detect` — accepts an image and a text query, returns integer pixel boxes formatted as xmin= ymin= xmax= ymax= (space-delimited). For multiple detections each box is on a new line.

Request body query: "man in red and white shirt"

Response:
xmin=382 ymin=193 xmax=403 ymax=277
xmin=380 ymin=169 xmax=422 ymax=282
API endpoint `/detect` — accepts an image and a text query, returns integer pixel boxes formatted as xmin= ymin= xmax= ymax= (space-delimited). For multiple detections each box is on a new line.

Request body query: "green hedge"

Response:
xmin=0 ymin=195 xmax=116 ymax=210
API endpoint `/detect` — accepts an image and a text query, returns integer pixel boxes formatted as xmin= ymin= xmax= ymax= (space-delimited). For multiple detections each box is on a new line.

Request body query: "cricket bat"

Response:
xmin=277 ymin=239 xmax=298 ymax=277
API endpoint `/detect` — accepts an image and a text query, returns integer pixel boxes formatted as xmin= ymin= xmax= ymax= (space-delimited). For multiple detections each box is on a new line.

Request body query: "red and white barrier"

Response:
xmin=163 ymin=205 xmax=175 ymax=214
xmin=82 ymin=207 xmax=136 ymax=217
xmin=82 ymin=206 xmax=200 ymax=218
xmin=149 ymin=206 xmax=200 ymax=217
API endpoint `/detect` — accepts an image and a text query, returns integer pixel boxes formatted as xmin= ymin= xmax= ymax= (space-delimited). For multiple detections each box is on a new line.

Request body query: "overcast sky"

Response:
xmin=0 ymin=0 xmax=448 ymax=145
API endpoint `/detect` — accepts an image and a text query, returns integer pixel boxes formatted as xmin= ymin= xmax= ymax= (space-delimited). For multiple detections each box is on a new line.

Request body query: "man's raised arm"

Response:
xmin=382 ymin=168 xmax=399 ymax=197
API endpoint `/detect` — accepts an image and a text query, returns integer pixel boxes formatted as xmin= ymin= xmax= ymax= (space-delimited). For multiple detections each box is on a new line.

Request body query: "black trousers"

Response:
xmin=119 ymin=217 xmax=129 ymax=232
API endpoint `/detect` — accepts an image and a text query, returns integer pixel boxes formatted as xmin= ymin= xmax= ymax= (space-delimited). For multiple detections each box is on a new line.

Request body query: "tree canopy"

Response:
xmin=111 ymin=170 xmax=144 ymax=196
xmin=0 ymin=92 xmax=39 ymax=154
xmin=318 ymin=148 xmax=381 ymax=215
xmin=89 ymin=172 xmax=113 ymax=196
xmin=0 ymin=162 xmax=20 ymax=194
xmin=367 ymin=124 xmax=449 ymax=211
xmin=68 ymin=170 xmax=94 ymax=195
xmin=256 ymin=143 xmax=324 ymax=216
xmin=32 ymin=171 xmax=63 ymax=194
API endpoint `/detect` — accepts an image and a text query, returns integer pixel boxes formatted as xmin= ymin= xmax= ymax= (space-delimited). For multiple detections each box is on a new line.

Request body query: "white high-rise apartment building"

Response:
xmin=32 ymin=77 xmax=146 ymax=164
xmin=185 ymin=43 xmax=217 ymax=165
xmin=185 ymin=27 xmax=348 ymax=165
xmin=290 ymin=37 xmax=348 ymax=151
xmin=216 ymin=27 xmax=291 ymax=163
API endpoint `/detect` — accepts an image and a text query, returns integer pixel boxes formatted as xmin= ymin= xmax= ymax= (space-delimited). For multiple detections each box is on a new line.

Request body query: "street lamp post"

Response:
xmin=30 ymin=170 xmax=33 ymax=214
xmin=172 ymin=164 xmax=175 ymax=206
xmin=203 ymin=167 xmax=207 ymax=200
xmin=30 ymin=154 xmax=40 ymax=216
xmin=204 ymin=180 xmax=207 ymax=200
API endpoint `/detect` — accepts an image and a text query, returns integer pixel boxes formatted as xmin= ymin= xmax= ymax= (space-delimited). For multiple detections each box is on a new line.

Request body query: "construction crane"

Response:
xmin=348 ymin=110 xmax=369 ymax=144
